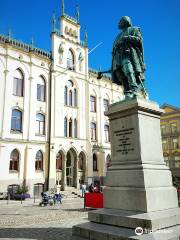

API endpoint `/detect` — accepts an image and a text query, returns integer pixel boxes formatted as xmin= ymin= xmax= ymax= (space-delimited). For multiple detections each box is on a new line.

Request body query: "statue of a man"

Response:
xmin=98 ymin=16 xmax=147 ymax=98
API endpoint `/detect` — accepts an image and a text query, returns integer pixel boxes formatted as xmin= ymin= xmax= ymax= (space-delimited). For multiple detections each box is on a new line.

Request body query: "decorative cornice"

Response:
xmin=0 ymin=34 xmax=51 ymax=59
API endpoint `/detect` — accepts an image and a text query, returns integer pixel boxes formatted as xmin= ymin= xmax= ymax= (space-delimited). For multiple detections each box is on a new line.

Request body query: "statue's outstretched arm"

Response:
xmin=97 ymin=69 xmax=111 ymax=79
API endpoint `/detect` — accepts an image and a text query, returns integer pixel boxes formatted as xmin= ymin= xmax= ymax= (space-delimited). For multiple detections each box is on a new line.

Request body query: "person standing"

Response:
xmin=81 ymin=182 xmax=86 ymax=197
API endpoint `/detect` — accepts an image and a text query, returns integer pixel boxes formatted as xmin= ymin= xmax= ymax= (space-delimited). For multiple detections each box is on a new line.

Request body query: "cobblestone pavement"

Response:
xmin=0 ymin=198 xmax=89 ymax=240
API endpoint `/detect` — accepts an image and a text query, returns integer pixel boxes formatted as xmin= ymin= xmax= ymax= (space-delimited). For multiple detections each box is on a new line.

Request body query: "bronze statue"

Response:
xmin=98 ymin=16 xmax=147 ymax=98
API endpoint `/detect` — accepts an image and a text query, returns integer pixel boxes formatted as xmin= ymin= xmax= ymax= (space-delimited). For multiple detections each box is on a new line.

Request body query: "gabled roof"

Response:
xmin=161 ymin=104 xmax=180 ymax=114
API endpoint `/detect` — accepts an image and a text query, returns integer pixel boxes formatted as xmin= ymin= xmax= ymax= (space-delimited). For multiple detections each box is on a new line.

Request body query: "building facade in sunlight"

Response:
xmin=0 ymin=3 xmax=123 ymax=195
xmin=161 ymin=104 xmax=180 ymax=182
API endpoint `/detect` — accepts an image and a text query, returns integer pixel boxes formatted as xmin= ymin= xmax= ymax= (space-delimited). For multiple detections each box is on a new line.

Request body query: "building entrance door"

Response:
xmin=66 ymin=151 xmax=74 ymax=187
xmin=66 ymin=166 xmax=73 ymax=186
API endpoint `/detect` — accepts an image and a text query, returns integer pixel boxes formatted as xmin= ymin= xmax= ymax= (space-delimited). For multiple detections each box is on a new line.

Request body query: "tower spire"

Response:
xmin=61 ymin=0 xmax=65 ymax=16
xmin=8 ymin=29 xmax=12 ymax=42
xmin=84 ymin=29 xmax=88 ymax=47
xmin=52 ymin=11 xmax=56 ymax=33
xmin=30 ymin=37 xmax=34 ymax=51
xmin=76 ymin=3 xmax=80 ymax=23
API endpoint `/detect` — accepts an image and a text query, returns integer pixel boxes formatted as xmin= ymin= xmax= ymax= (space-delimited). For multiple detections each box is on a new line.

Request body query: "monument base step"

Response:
xmin=72 ymin=221 xmax=180 ymax=240
xmin=88 ymin=208 xmax=180 ymax=231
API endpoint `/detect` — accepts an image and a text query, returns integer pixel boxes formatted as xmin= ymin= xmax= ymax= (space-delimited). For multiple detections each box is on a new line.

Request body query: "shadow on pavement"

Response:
xmin=0 ymin=227 xmax=73 ymax=240
xmin=60 ymin=208 xmax=95 ymax=212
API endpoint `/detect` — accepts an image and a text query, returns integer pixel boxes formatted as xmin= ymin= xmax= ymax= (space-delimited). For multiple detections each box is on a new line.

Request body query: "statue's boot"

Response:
xmin=128 ymin=73 xmax=138 ymax=89
xmin=124 ymin=73 xmax=138 ymax=97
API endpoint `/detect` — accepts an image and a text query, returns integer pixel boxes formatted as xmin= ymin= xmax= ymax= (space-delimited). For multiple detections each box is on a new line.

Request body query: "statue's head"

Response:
xmin=118 ymin=16 xmax=132 ymax=30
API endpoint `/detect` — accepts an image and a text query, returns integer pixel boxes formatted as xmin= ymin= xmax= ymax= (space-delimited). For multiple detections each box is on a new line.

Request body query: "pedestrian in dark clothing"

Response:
xmin=89 ymin=183 xmax=94 ymax=193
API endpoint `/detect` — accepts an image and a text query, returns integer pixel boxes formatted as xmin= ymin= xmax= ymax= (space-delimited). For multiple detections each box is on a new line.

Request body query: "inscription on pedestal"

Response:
xmin=114 ymin=128 xmax=135 ymax=155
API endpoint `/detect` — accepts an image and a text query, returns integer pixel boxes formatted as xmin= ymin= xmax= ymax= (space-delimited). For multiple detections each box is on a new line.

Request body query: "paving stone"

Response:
xmin=0 ymin=198 xmax=88 ymax=240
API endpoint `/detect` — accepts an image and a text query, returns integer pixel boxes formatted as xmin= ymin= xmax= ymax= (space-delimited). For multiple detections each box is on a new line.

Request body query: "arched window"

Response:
xmin=90 ymin=95 xmax=96 ymax=112
xmin=35 ymin=150 xmax=43 ymax=171
xmin=13 ymin=69 xmax=24 ymax=97
xmin=74 ymin=89 xmax=77 ymax=107
xmin=64 ymin=117 xmax=67 ymax=137
xmin=36 ymin=113 xmax=45 ymax=135
xmin=69 ymin=28 xmax=72 ymax=36
xmin=103 ymin=99 xmax=109 ymax=112
xmin=90 ymin=122 xmax=96 ymax=141
xmin=65 ymin=80 xmax=77 ymax=107
xmin=11 ymin=109 xmax=22 ymax=132
xmin=67 ymin=49 xmax=75 ymax=70
xmin=73 ymin=30 xmax=77 ymax=38
xmin=65 ymin=26 xmax=68 ymax=34
xmin=9 ymin=149 xmax=19 ymax=171
xmin=69 ymin=90 xmax=72 ymax=106
xmin=104 ymin=125 xmax=110 ymax=142
xmin=37 ymin=76 xmax=46 ymax=101
xmin=56 ymin=151 xmax=63 ymax=170
xmin=74 ymin=119 xmax=77 ymax=138
xmin=93 ymin=153 xmax=98 ymax=171
xmin=64 ymin=86 xmax=68 ymax=105
xmin=78 ymin=152 xmax=84 ymax=170
xmin=106 ymin=154 xmax=111 ymax=169
xmin=69 ymin=118 xmax=72 ymax=137
xmin=68 ymin=80 xmax=73 ymax=87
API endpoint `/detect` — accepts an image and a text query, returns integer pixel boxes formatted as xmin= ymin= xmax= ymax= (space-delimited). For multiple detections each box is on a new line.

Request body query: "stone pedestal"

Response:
xmin=73 ymin=97 xmax=180 ymax=239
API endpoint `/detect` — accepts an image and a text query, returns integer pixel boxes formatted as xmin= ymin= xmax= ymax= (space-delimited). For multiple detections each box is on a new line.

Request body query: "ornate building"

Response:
xmin=161 ymin=104 xmax=180 ymax=181
xmin=0 ymin=2 xmax=123 ymax=195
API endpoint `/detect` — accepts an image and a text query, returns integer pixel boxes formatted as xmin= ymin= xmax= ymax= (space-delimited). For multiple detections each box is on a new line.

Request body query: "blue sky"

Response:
xmin=1 ymin=0 xmax=179 ymax=106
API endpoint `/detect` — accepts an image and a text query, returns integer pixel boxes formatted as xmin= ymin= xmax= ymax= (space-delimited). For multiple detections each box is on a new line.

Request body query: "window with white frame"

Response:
xmin=161 ymin=125 xmax=167 ymax=135
xmin=91 ymin=122 xmax=97 ymax=141
xmin=13 ymin=69 xmax=24 ymax=97
xmin=69 ymin=118 xmax=72 ymax=137
xmin=64 ymin=86 xmax=68 ymax=105
xmin=171 ymin=123 xmax=177 ymax=133
xmin=35 ymin=150 xmax=43 ymax=171
xmin=103 ymin=99 xmax=109 ymax=112
xmin=74 ymin=119 xmax=77 ymax=138
xmin=37 ymin=76 xmax=46 ymax=102
xmin=90 ymin=96 xmax=96 ymax=112
xmin=64 ymin=80 xmax=77 ymax=107
xmin=64 ymin=117 xmax=67 ymax=137
xmin=69 ymin=90 xmax=73 ymax=106
xmin=104 ymin=125 xmax=110 ymax=142
xmin=36 ymin=113 xmax=45 ymax=135
xmin=11 ymin=109 xmax=22 ymax=132
xmin=162 ymin=139 xmax=168 ymax=150
xmin=67 ymin=49 xmax=75 ymax=70
xmin=172 ymin=138 xmax=179 ymax=149
xmin=9 ymin=149 xmax=19 ymax=171
xmin=74 ymin=89 xmax=77 ymax=106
